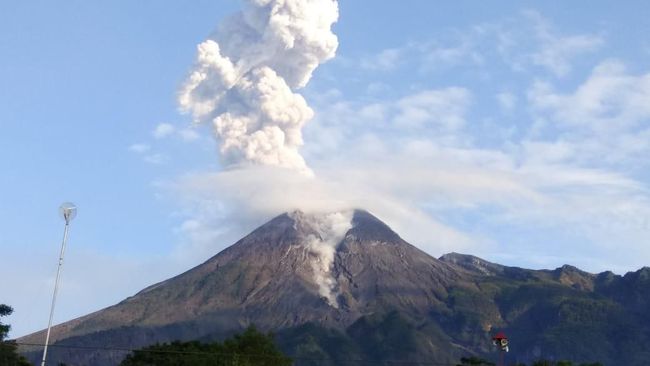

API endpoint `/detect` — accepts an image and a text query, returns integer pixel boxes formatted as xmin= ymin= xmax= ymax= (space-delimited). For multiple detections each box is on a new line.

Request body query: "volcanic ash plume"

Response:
xmin=179 ymin=0 xmax=339 ymax=173
xmin=292 ymin=210 xmax=353 ymax=307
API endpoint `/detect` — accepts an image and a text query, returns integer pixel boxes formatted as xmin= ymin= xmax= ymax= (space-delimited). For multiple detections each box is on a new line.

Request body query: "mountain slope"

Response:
xmin=19 ymin=210 xmax=650 ymax=366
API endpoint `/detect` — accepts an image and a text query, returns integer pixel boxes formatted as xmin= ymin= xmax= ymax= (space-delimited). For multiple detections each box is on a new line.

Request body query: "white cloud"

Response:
xmin=357 ymin=33 xmax=483 ymax=75
xmin=360 ymin=47 xmax=402 ymax=71
xmin=129 ymin=143 xmax=150 ymax=153
xmin=304 ymin=87 xmax=472 ymax=153
xmin=527 ymin=60 xmax=650 ymax=168
xmin=182 ymin=97 xmax=645 ymax=261
xmin=167 ymin=130 xmax=650 ymax=273
xmin=133 ymin=126 xmax=203 ymax=166
xmin=492 ymin=11 xmax=603 ymax=77
xmin=169 ymin=165 xmax=477 ymax=262
xmin=153 ymin=123 xmax=176 ymax=139
xmin=179 ymin=128 xmax=201 ymax=142
xmin=418 ymin=32 xmax=485 ymax=71
xmin=352 ymin=11 xmax=602 ymax=79
xmin=394 ymin=87 xmax=471 ymax=132
xmin=300 ymin=86 xmax=473 ymax=162
xmin=529 ymin=60 xmax=650 ymax=129
xmin=296 ymin=84 xmax=650 ymax=271
xmin=130 ymin=143 xmax=166 ymax=165
xmin=524 ymin=10 xmax=603 ymax=77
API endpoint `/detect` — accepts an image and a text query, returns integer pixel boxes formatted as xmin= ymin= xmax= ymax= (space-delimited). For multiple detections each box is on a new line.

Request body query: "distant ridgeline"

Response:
xmin=18 ymin=210 xmax=650 ymax=366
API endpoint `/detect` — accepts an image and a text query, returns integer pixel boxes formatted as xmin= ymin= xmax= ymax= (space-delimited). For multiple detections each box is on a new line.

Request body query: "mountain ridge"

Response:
xmin=18 ymin=209 xmax=650 ymax=366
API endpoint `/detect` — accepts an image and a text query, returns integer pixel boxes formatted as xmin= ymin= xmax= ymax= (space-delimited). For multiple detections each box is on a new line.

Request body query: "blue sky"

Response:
xmin=1 ymin=1 xmax=649 ymax=338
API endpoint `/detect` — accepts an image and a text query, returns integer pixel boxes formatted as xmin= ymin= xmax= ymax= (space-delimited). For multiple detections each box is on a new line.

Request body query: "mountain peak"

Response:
xmin=287 ymin=209 xmax=354 ymax=237
xmin=277 ymin=209 xmax=407 ymax=306
xmin=347 ymin=209 xmax=402 ymax=243
xmin=274 ymin=209 xmax=403 ymax=245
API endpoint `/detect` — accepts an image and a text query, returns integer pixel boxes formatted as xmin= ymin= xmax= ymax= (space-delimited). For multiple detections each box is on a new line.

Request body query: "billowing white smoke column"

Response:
xmin=179 ymin=0 xmax=339 ymax=173
xmin=291 ymin=210 xmax=352 ymax=307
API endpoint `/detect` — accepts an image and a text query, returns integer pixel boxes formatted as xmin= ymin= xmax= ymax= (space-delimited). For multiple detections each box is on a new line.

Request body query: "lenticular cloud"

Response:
xmin=179 ymin=0 xmax=339 ymax=174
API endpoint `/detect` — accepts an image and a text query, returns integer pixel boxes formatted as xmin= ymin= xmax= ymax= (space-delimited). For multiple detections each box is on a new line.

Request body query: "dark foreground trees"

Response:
xmin=0 ymin=304 xmax=31 ymax=366
xmin=456 ymin=356 xmax=495 ymax=365
xmin=456 ymin=357 xmax=603 ymax=366
xmin=530 ymin=362 xmax=603 ymax=366
xmin=120 ymin=326 xmax=291 ymax=366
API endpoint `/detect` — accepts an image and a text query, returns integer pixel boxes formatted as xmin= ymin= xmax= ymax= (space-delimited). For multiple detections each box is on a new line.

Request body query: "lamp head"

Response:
xmin=59 ymin=202 xmax=77 ymax=224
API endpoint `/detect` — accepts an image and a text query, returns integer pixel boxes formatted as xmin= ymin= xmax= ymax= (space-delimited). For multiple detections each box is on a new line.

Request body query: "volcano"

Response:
xmin=19 ymin=210 xmax=650 ymax=366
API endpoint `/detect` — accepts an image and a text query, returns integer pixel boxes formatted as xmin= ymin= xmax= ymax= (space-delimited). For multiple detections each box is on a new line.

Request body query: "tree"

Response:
xmin=530 ymin=361 xmax=603 ymax=366
xmin=456 ymin=356 xmax=496 ymax=365
xmin=0 ymin=304 xmax=31 ymax=366
xmin=0 ymin=304 xmax=11 ymax=340
xmin=120 ymin=326 xmax=292 ymax=366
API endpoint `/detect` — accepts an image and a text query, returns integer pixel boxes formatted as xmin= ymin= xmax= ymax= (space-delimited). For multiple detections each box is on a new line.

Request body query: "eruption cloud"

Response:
xmin=296 ymin=210 xmax=353 ymax=307
xmin=179 ymin=0 xmax=339 ymax=173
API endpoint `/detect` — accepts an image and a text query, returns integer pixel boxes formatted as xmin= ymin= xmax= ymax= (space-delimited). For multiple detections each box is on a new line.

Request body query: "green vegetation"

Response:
xmin=456 ymin=358 xmax=603 ymax=366
xmin=278 ymin=313 xmax=456 ymax=366
xmin=119 ymin=326 xmax=291 ymax=366
xmin=0 ymin=304 xmax=31 ymax=366
xmin=190 ymin=267 xmax=648 ymax=366
xmin=530 ymin=361 xmax=603 ymax=366
xmin=276 ymin=323 xmax=360 ymax=366
xmin=456 ymin=356 xmax=495 ymax=365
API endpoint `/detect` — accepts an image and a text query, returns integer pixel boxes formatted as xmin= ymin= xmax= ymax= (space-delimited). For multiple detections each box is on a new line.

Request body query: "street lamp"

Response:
xmin=41 ymin=202 xmax=77 ymax=366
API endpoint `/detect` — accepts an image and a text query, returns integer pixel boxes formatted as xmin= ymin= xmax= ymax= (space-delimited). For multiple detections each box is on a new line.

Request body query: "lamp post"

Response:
xmin=41 ymin=202 xmax=77 ymax=366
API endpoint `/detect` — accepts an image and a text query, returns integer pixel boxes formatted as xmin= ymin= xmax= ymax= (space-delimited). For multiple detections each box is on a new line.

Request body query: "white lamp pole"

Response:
xmin=41 ymin=202 xmax=77 ymax=366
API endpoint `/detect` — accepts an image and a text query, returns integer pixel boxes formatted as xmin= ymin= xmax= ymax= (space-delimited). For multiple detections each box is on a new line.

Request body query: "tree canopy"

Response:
xmin=456 ymin=357 xmax=603 ymax=366
xmin=0 ymin=304 xmax=31 ymax=366
xmin=456 ymin=356 xmax=495 ymax=365
xmin=120 ymin=326 xmax=291 ymax=366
